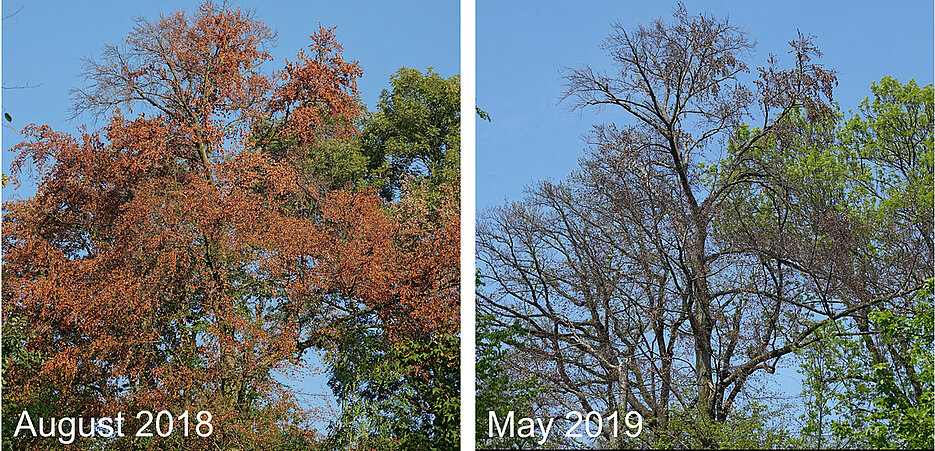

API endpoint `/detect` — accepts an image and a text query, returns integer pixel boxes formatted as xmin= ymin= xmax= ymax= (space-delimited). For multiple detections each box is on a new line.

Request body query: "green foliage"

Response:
xmin=650 ymin=403 xmax=802 ymax=449
xmin=1 ymin=316 xmax=57 ymax=450
xmin=306 ymin=67 xmax=461 ymax=451
xmin=864 ymin=286 xmax=934 ymax=449
xmin=718 ymin=77 xmax=932 ymax=245
xmin=313 ymin=68 xmax=461 ymax=451
xmin=841 ymin=77 xmax=934 ymax=223
xmin=714 ymin=77 xmax=933 ymax=449
xmin=362 ymin=67 xmax=460 ymax=195
xmin=254 ymin=114 xmax=389 ymax=197
xmin=475 ymin=272 xmax=548 ymax=449
xmin=396 ymin=333 xmax=460 ymax=449
xmin=475 ymin=313 xmax=547 ymax=449
xmin=323 ymin=329 xmax=459 ymax=451
xmin=787 ymin=78 xmax=933 ymax=449
xmin=798 ymin=324 xmax=865 ymax=449
xmin=798 ymin=279 xmax=934 ymax=449
xmin=305 ymin=138 xmax=382 ymax=191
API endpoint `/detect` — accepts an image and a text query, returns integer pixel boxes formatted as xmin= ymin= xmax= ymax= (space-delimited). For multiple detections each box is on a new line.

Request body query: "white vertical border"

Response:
xmin=460 ymin=0 xmax=476 ymax=448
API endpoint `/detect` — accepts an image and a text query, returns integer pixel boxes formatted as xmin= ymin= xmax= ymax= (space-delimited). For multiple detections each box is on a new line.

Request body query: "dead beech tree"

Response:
xmin=472 ymin=5 xmax=904 ymax=447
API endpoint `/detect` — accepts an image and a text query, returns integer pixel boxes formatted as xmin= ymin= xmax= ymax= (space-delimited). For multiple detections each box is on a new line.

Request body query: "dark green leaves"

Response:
xmin=362 ymin=67 xmax=461 ymax=196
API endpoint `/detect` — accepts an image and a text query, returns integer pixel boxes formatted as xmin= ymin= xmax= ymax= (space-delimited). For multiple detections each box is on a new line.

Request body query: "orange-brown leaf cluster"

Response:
xmin=3 ymin=2 xmax=458 ymax=448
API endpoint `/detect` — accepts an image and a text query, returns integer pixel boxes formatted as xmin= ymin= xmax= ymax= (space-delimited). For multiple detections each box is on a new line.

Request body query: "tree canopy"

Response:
xmin=2 ymin=3 xmax=459 ymax=449
xmin=477 ymin=5 xmax=933 ymax=449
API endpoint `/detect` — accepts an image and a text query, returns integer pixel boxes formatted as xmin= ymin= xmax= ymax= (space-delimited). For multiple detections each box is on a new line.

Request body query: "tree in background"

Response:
xmin=790 ymin=77 xmax=934 ymax=449
xmin=799 ymin=283 xmax=933 ymax=449
xmin=318 ymin=182 xmax=460 ymax=451
xmin=2 ymin=3 xmax=459 ymax=449
xmin=477 ymin=5 xmax=931 ymax=448
xmin=320 ymin=68 xmax=461 ymax=451
xmin=361 ymin=68 xmax=461 ymax=198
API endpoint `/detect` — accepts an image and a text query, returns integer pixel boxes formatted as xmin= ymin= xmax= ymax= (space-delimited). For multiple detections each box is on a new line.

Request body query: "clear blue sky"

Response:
xmin=478 ymin=0 xmax=935 ymax=210
xmin=2 ymin=0 xmax=458 ymax=433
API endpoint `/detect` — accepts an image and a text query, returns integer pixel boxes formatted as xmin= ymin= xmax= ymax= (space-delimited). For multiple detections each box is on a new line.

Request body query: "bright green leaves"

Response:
xmin=395 ymin=334 xmax=461 ymax=450
xmin=304 ymin=138 xmax=377 ymax=192
xmin=656 ymin=403 xmax=802 ymax=449
xmin=716 ymin=77 xmax=934 ymax=449
xmin=844 ymin=77 xmax=933 ymax=169
xmin=717 ymin=77 xmax=932 ymax=261
xmin=798 ymin=279 xmax=934 ymax=449
xmin=797 ymin=323 xmax=867 ymax=448
xmin=861 ymin=279 xmax=934 ymax=449
xmin=842 ymin=77 xmax=934 ymax=226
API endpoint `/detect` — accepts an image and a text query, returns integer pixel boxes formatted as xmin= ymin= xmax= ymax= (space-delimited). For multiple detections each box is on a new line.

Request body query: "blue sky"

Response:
xmin=477 ymin=0 xmax=935 ymax=210
xmin=2 ymin=0 xmax=458 ymax=433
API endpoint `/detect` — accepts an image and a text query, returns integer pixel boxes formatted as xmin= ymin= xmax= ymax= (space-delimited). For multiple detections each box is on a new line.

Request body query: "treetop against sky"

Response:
xmin=477 ymin=0 xmax=934 ymax=210
xmin=2 ymin=0 xmax=459 ymax=201
xmin=476 ymin=3 xmax=932 ymax=448
xmin=1 ymin=1 xmax=933 ymax=448
xmin=2 ymin=2 xmax=461 ymax=448
xmin=2 ymin=3 xmax=460 ymax=436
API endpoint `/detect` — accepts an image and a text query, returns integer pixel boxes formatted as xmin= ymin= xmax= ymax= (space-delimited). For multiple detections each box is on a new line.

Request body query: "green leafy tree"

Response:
xmin=730 ymin=76 xmax=933 ymax=449
xmin=246 ymin=68 xmax=462 ymax=451
xmin=799 ymin=280 xmax=934 ymax=449
xmin=362 ymin=67 xmax=460 ymax=197
xmin=323 ymin=328 xmax=459 ymax=451
xmin=475 ymin=272 xmax=550 ymax=449
xmin=318 ymin=68 xmax=462 ymax=450
xmin=655 ymin=403 xmax=802 ymax=449
xmin=254 ymin=114 xmax=383 ymax=197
